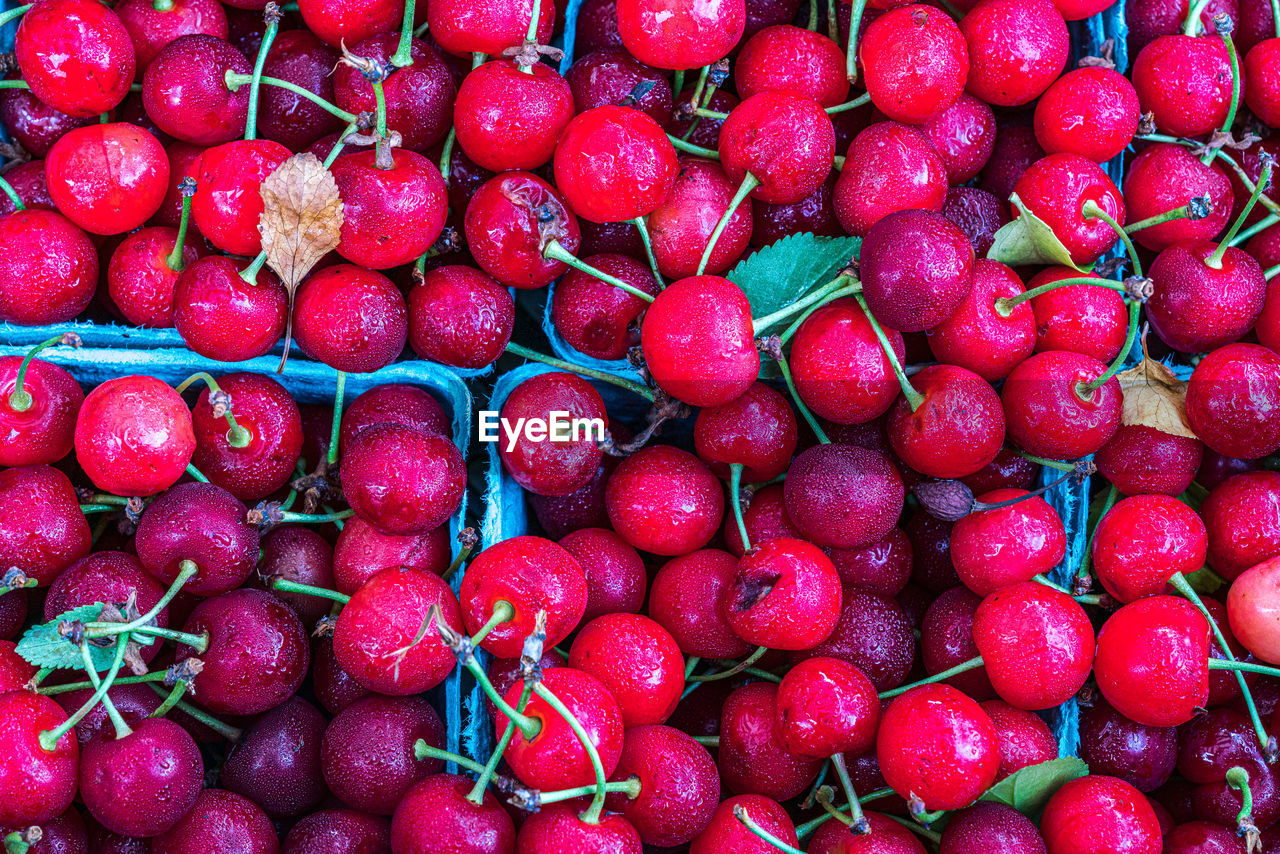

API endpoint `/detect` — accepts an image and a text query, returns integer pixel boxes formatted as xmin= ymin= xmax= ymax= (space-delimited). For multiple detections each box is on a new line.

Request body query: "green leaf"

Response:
xmin=16 ymin=604 xmax=112 ymax=670
xmin=979 ymin=757 xmax=1089 ymax=815
xmin=987 ymin=194 xmax=1090 ymax=272
xmin=1183 ymin=564 xmax=1225 ymax=595
xmin=726 ymin=232 xmax=861 ymax=323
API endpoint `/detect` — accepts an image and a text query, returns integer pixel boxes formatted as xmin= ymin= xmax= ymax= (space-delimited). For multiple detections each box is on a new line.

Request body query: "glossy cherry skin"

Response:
xmin=1123 ymin=143 xmax=1232 ymax=252
xmin=860 ymin=209 xmax=974 ymax=333
xmin=460 ymin=535 xmax=587 ymax=658
xmin=973 ymin=581 xmax=1094 ymax=710
xmin=796 ymin=301 xmax=904 ymax=428
xmin=254 ymin=526 xmax=334 ymax=627
xmin=390 ymin=773 xmax=514 ymax=854
xmin=172 ymin=256 xmax=288 ymax=362
xmin=0 ymin=691 xmax=79 ymax=825
xmin=734 ymin=24 xmax=847 ymax=107
xmin=928 ymin=260 xmax=1034 ymax=381
xmin=463 ymin=171 xmax=581 ymax=289
xmin=922 ymin=94 xmax=996 ymax=185
xmin=1164 ymin=821 xmax=1252 ymax=854
xmin=566 ymin=46 xmax=673 ymax=126
xmin=0 ymin=209 xmax=98 ymax=325
xmin=694 ymin=383 xmax=797 ymax=482
xmin=554 ymin=106 xmax=678 ymax=223
xmin=311 ymin=636 xmax=373 ymax=716
xmin=191 ymin=372 xmax=302 ymax=502
xmin=1202 ymin=471 xmax=1280 ymax=579
xmin=0 ymin=354 xmax=83 ymax=468
xmin=1147 ymin=242 xmax=1266 ymax=353
xmin=940 ymin=802 xmax=1046 ymax=854
xmin=950 ymin=489 xmax=1066 ymax=595
xmin=332 ymin=519 xmax=449 ymax=597
xmin=1187 ymin=344 xmax=1280 ymax=460
xmin=557 ymin=528 xmax=645 ymax=623
xmin=795 ymin=588 xmax=916 ymax=691
xmin=150 ymin=789 xmax=278 ymax=854
xmin=0 ymin=83 xmax=92 ymax=158
xmin=454 ymin=59 xmax=574 ymax=172
xmin=500 ymin=666 xmax=624 ymax=791
xmin=516 ymin=804 xmax=642 ymax=854
xmin=408 ymin=264 xmax=513 ymax=369
xmin=333 ymin=566 xmax=463 ymax=695
xmin=45 ymin=123 xmax=168 ymax=235
xmin=1034 ymin=67 xmax=1139 ymax=163
xmin=551 ymin=253 xmax=658 ymax=360
xmin=960 ymin=0 xmax=1068 ymax=105
xmin=921 ymin=586 xmax=995 ymax=698
xmin=0 ymin=641 xmax=35 ymax=695
xmin=691 ymin=794 xmax=797 ymax=854
xmin=331 ymin=149 xmax=446 ymax=269
xmin=135 ymin=481 xmax=258 ymax=595
xmin=809 ymin=810 xmax=927 ymax=853
xmin=115 ymin=0 xmax=228 ymax=70
xmin=834 ymin=121 xmax=947 ymax=236
xmin=1133 ymin=35 xmax=1236 ymax=138
xmin=1001 ymin=350 xmax=1122 ymax=460
xmin=615 ymin=0 xmax=746 ymax=69
xmin=74 ymin=376 xmax=195 ymax=496
xmin=1227 ymin=556 xmax=1280 ymax=664
xmin=718 ymin=91 xmax=835 ymax=205
xmin=1096 ymin=425 xmax=1204 ymax=497
xmin=1079 ymin=700 xmax=1177 ymax=792
xmin=190 ymin=139 xmax=289 ymax=256
xmin=342 ymin=423 xmax=464 ymax=535
xmin=774 ymin=656 xmax=879 ymax=758
xmin=46 ymin=550 xmax=167 ymax=633
xmin=606 ymin=445 xmax=725 ymax=556
xmin=649 ymin=549 xmax=753 ymax=658
xmin=1025 ymin=269 xmax=1128 ymax=364
xmin=498 ymin=372 xmax=606 ymax=497
xmin=1095 ymin=595 xmax=1211 ymax=727
xmin=79 ymin=717 xmax=203 ymax=838
xmin=292 ymin=265 xmax=408 ymax=373
xmin=107 ymin=226 xmax=202 ymax=328
xmin=725 ymin=537 xmax=843 ymax=650
xmin=142 ymin=35 xmax=251 ymax=146
xmin=0 ymin=466 xmax=90 ymax=587
xmin=1041 ymin=776 xmax=1162 ymax=854
xmin=339 ymin=383 xmax=449 ymax=452
xmin=252 ymin=30 xmax=340 ymax=150
xmin=648 ymin=156 xmax=753 ymax=278
xmin=888 ymin=366 xmax=1004 ymax=479
xmin=570 ymin=614 xmax=683 ymax=728
xmin=601 ymin=725 xmax=719 ymax=847
xmin=284 ymin=809 xmax=390 ymax=854
xmin=877 ymin=684 xmax=1000 ymax=810
xmin=982 ymin=699 xmax=1058 ymax=779
xmin=860 ymin=5 xmax=967 ymax=123
xmin=719 ymin=682 xmax=823 ymax=800
xmin=15 ymin=0 xmax=135 ymax=117
xmin=427 ymin=0 xmax=553 ymax=57
xmin=784 ymin=444 xmax=904 ymax=551
xmin=1012 ymin=153 xmax=1126 ymax=266
xmin=1178 ymin=706 xmax=1280 ymax=828
xmin=331 ymin=35 xmax=455 ymax=153
xmin=1092 ymin=495 xmax=1208 ymax=602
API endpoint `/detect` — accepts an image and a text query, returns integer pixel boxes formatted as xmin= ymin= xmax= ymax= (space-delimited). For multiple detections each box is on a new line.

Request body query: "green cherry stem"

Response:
xmin=771 ymin=341 xmax=830 ymax=444
xmin=504 ymin=342 xmax=656 ymax=401
xmin=39 ymin=636 xmax=129 ymax=751
xmin=79 ymin=643 xmax=132 ymax=740
xmin=322 ymin=121 xmax=360 ymax=168
xmin=165 ymin=178 xmax=197 ymax=272
xmin=1227 ymin=766 xmax=1259 ymax=835
xmin=1082 ymin=200 xmax=1145 ymax=277
xmin=224 ymin=72 xmax=358 ymax=123
xmin=468 ymin=680 xmax=534 ymax=804
xmin=7 ymin=333 xmax=79 ymax=413
xmin=825 ymin=93 xmax=872 ymax=115
xmin=327 ymin=370 xmax=346 ymax=467
xmin=129 ymin=626 xmax=209 ymax=652
xmin=271 ymin=577 xmax=351 ymax=605
xmin=414 ymin=741 xmax=489 ymax=774
xmin=1208 ymin=156 xmax=1274 ymax=268
xmin=0 ymin=81 xmax=30 ymax=90
xmin=697 ymin=173 xmax=760 ymax=275
xmin=735 ymin=806 xmax=807 ymax=854
xmin=244 ymin=3 xmax=282 ymax=141
xmin=994 ymin=275 xmax=1127 ymax=316
xmin=1077 ymin=298 xmax=1140 ymax=397
xmin=1272 ymin=0 xmax=1280 ymax=38
xmin=807 ymin=0 xmax=820 ymax=30
xmin=796 ymin=787 xmax=897 ymax=838
xmin=686 ymin=645 xmax=769 ymax=683
xmin=84 ymin=561 xmax=199 ymax=639
xmin=540 ymin=778 xmax=642 ymax=806
xmin=0 ymin=5 xmax=31 ymax=28
xmin=854 ymin=293 xmax=924 ymax=411
xmin=37 ymin=670 xmax=169 ymax=696
xmin=390 ymin=0 xmax=416 ymax=67
xmin=542 ymin=240 xmax=656 ymax=302
xmin=878 ymin=656 xmax=984 ymax=700
xmin=186 ymin=463 xmax=209 ymax=483
xmin=175 ymin=372 xmax=252 ymax=448
xmin=729 ymin=464 xmax=751 ymax=553
xmin=277 ymin=508 xmax=356 ymax=524
xmin=1124 ymin=198 xmax=1211 ymax=234
xmin=831 ymin=753 xmax=871 ymax=834
xmin=470 ymin=600 xmax=515 ymax=646
xmin=665 ymin=134 xmax=719 ymax=159
xmin=887 ymin=814 xmax=944 ymax=845
xmin=632 ymin=216 xmax=663 ymax=285
xmin=0 ymin=173 xmax=24 ymax=213
xmin=845 ymin=0 xmax=868 ymax=81
xmin=531 ymin=681 xmax=609 ymax=823
xmin=458 ymin=652 xmax=541 ymax=741
xmin=517 ymin=0 xmax=544 ymax=74
xmin=1184 ymin=0 xmax=1214 ymax=32
xmin=1208 ymin=659 xmax=1280 ymax=678
xmin=827 ymin=0 xmax=838 ymax=40
xmin=752 ymin=274 xmax=858 ymax=334
xmin=144 ymin=682 xmax=243 ymax=741
xmin=1266 ymin=263 xmax=1280 ymax=280
xmin=1231 ymin=212 xmax=1280 ymax=246
xmin=1203 ymin=23 xmax=1241 ymax=166
xmin=149 ymin=679 xmax=191 ymax=719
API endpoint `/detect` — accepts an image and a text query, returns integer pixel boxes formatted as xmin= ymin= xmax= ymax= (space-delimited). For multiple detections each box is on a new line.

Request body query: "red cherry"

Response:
xmin=796 ymin=587 xmax=916 ymax=691
xmin=191 ymin=139 xmax=289 ymax=256
xmin=1034 ymin=67 xmax=1139 ymax=163
xmin=567 ymin=47 xmax=674 ymax=125
xmin=516 ymin=804 xmax=642 ymax=853
xmin=960 ymin=0 xmax=1068 ymax=106
xmin=108 ymin=226 xmax=203 ymax=328
xmin=719 ymin=91 xmax=835 ymax=205
xmin=1123 ymin=143 xmax=1233 ymax=252
xmin=834 ymin=121 xmax=946 ymax=236
xmin=464 ymin=171 xmax=581 ymax=288
xmin=254 ymin=30 xmax=342 ymax=151
xmin=331 ymin=34 xmax=455 ymax=152
xmin=973 ymin=581 xmax=1095 ymax=710
xmin=1133 ymin=34 xmax=1237 ymax=138
xmin=551 ymin=253 xmax=659 ymax=360
xmin=498 ymin=372 xmax=607 ymax=497
xmin=774 ymin=656 xmax=880 ymax=758
xmin=861 ymin=209 xmax=975 ymax=333
xmin=46 ymin=553 xmax=167 ymax=640
xmin=1244 ymin=38 xmax=1280 ymax=124
xmin=1186 ymin=343 xmax=1280 ymax=460
xmin=74 ymin=376 xmax=195 ymax=496
xmin=1148 ymin=242 xmax=1267 ymax=353
xmin=0 ymin=82 xmax=92 ymax=158
xmin=790 ymin=297 xmax=904 ymax=425
xmin=342 ymin=423 xmax=464 ymax=535
xmin=114 ymin=0 xmax=228 ymax=70
xmin=1026 ymin=268 xmax=1128 ymax=364
xmin=784 ymin=444 xmax=904 ymax=551
xmin=45 ymin=123 xmax=168 ymax=235
xmin=690 ymin=794 xmax=797 ymax=854
xmin=15 ymin=0 xmax=135 ymax=118
xmin=1095 ymin=595 xmax=1211 ymax=727
xmin=293 ymin=264 xmax=408 ymax=373
xmin=1078 ymin=699 xmax=1178 ymax=793
xmin=604 ymin=725 xmax=719 ymax=847
xmin=339 ymin=384 xmax=448 ymax=455
xmin=408 ymin=264 xmax=513 ymax=369
xmin=569 ymin=614 xmax=684 ymax=727
xmin=605 ymin=445 xmax=724 ymax=556
xmin=722 ymin=482 xmax=805 ymax=558
xmin=1227 ymin=556 xmax=1280 ymax=664
xmin=454 ymin=60 xmax=574 ymax=172
xmin=390 ymin=773 xmax=515 ymax=854
xmin=333 ymin=566 xmax=463 ymax=695
xmin=1041 ymin=776 xmax=1162 ymax=854
xmin=295 ymin=0 xmax=401 ymax=49
xmin=0 ymin=691 xmax=79 ymax=825
xmin=1126 ymin=0 xmax=1236 ymax=49
xmin=554 ymin=105 xmax=679 ymax=223
xmin=951 ymin=489 xmax=1066 ymax=595
xmin=219 ymin=695 xmax=327 ymax=817
xmin=649 ymin=549 xmax=754 ymax=659
xmin=558 ymin=528 xmax=646 ymax=622
xmin=648 ymin=156 xmax=754 ymax=278
xmin=0 ymin=209 xmax=98 ymax=325
xmin=153 ymin=140 xmax=207 ymax=226
xmin=809 ymin=811 xmax=927 ymax=853
xmin=922 ymin=586 xmax=996 ymax=698
xmin=79 ymin=718 xmax=203 ymax=838
xmin=928 ymin=260 xmax=1034 ymax=381
xmin=142 ymin=35 xmax=250 ymax=146
xmin=172 ymin=256 xmax=288 ymax=362
xmin=615 ymin=0 xmax=746 ymax=70
xmin=724 ymin=537 xmax=843 ymax=650
xmin=1092 ymin=495 xmax=1208 ymax=603
xmin=132 ymin=480 xmax=260 ymax=596
xmin=861 ymin=4 xmax=968 ymax=123
xmin=1001 ymin=350 xmax=1122 ymax=460
xmin=982 ymin=699 xmax=1059 ymax=779
xmin=190 ymin=372 xmax=303 ymax=502
xmin=332 ymin=517 xmax=448 ymax=595
xmin=1202 ymin=471 xmax=1280 ymax=580
xmin=877 ymin=683 xmax=1000 ymax=810
xmin=888 ymin=365 xmax=1004 ymax=479
xmin=460 ymin=535 xmax=587 ymax=658
xmin=0 ymin=465 xmax=91 ymax=587
xmin=1163 ymin=820 xmax=1251 ymax=854
xmin=254 ymin=527 xmax=335 ymax=627
xmin=830 ymin=526 xmax=913 ymax=596
xmin=640 ymin=275 xmax=759 ymax=408
xmin=1095 ymin=425 xmax=1204 ymax=497
xmin=720 ymin=682 xmax=823 ymax=800
xmin=150 ymin=790 xmax=277 ymax=854
xmin=923 ymin=94 xmax=997 ymax=185
xmin=331 ymin=148 xmax=446 ymax=270
xmin=0 ymin=353 xmax=83 ymax=467
xmin=427 ymin=0 xmax=554 ymax=57
xmin=1011 ymin=153 xmax=1126 ymax=266
xmin=500 ymin=666 xmax=624 ymax=791
xmin=693 ymin=381 xmax=798 ymax=482
xmin=735 ymin=24 xmax=848 ymax=107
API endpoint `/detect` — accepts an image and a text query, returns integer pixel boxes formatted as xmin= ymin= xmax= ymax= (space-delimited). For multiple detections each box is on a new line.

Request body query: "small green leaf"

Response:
xmin=979 ymin=757 xmax=1089 ymax=815
xmin=1183 ymin=564 xmax=1225 ymax=595
xmin=726 ymin=232 xmax=862 ymax=322
xmin=987 ymin=194 xmax=1090 ymax=272
xmin=16 ymin=604 xmax=111 ymax=670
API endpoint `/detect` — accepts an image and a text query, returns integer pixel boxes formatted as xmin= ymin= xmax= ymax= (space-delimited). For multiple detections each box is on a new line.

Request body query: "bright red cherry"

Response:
xmin=1186 ymin=343 xmax=1280 ymax=460
xmin=45 ymin=123 xmax=168 ymax=235
xmin=648 ymin=156 xmax=753 ymax=278
xmin=554 ymin=105 xmax=679 ymax=223
xmin=724 ymin=537 xmax=843 ymax=650
xmin=342 ymin=423 xmax=465 ymax=535
xmin=293 ymin=265 xmax=408 ymax=373
xmin=190 ymin=372 xmax=303 ymax=502
xmin=719 ymin=91 xmax=836 ymax=205
xmin=790 ymin=297 xmax=904 ymax=425
xmin=1011 ymin=153 xmax=1126 ymax=266
xmin=550 ymin=253 xmax=659 ymax=360
xmin=960 ymin=0 xmax=1069 ymax=105
xmin=0 ymin=691 xmax=79 ymax=826
xmin=191 ymin=139 xmax=290 ymax=256
xmin=172 ymin=256 xmax=289 ymax=362
xmin=928 ymin=260 xmax=1035 ymax=381
xmin=649 ymin=549 xmax=754 ymax=659
xmin=1041 ymin=776 xmax=1162 ymax=854
xmin=1001 ymin=350 xmax=1122 ymax=460
xmin=569 ymin=614 xmax=684 ymax=727
xmin=331 ymin=148 xmax=447 ymax=270
xmin=694 ymin=381 xmax=798 ymax=481
xmin=774 ymin=656 xmax=880 ymax=758
xmin=463 ymin=171 xmax=581 ymax=289
xmin=1095 ymin=425 xmax=1204 ymax=497
xmin=1034 ymin=67 xmax=1140 ymax=163
xmin=860 ymin=4 xmax=968 ymax=123
xmin=951 ymin=489 xmax=1066 ymax=595
xmin=454 ymin=60 xmax=575 ymax=172
xmin=606 ymin=725 xmax=720 ymax=847
xmin=0 ymin=352 xmax=83 ymax=467
xmin=0 ymin=465 xmax=91 ymax=587
xmin=1202 ymin=471 xmax=1280 ymax=580
xmin=390 ymin=773 xmax=514 ymax=854
xmin=615 ymin=0 xmax=746 ymax=70
xmin=74 ymin=376 xmax=195 ymax=496
xmin=1092 ymin=495 xmax=1208 ymax=602
xmin=15 ymin=0 xmax=135 ymax=118
xmin=331 ymin=34 xmax=455 ymax=152
xmin=142 ymin=35 xmax=251 ymax=146
xmin=1147 ymin=241 xmax=1267 ymax=353
xmin=1123 ymin=143 xmax=1232 ymax=252
xmin=108 ymin=225 xmax=204 ymax=328
xmin=606 ymin=445 xmax=725 ymax=556
xmin=114 ymin=0 xmax=228 ymax=70
xmin=0 ymin=210 xmax=98 ymax=325
xmin=888 ymin=365 xmax=1005 ymax=479
xmin=408 ymin=264 xmax=514 ymax=370
xmin=691 ymin=794 xmax=797 ymax=854
xmin=1026 ymin=269 xmax=1128 ymax=364
xmin=834 ymin=121 xmax=946 ymax=236
xmin=427 ymin=0 xmax=554 ymax=57
xmin=924 ymin=94 xmax=998 ymax=185
xmin=498 ymin=371 xmax=607 ymax=497
xmin=79 ymin=718 xmax=203 ymax=838
xmin=1133 ymin=34 xmax=1236 ymax=138
xmin=719 ymin=682 xmax=823 ymax=800
xmin=734 ymin=24 xmax=848 ymax=107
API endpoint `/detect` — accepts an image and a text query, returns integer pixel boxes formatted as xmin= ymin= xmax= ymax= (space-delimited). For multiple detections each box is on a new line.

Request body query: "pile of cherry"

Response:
xmin=4 ymin=0 xmax=1280 ymax=849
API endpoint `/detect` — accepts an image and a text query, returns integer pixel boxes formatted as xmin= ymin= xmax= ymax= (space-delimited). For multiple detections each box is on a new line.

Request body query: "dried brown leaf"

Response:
xmin=1117 ymin=345 xmax=1198 ymax=440
xmin=258 ymin=152 xmax=344 ymax=293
